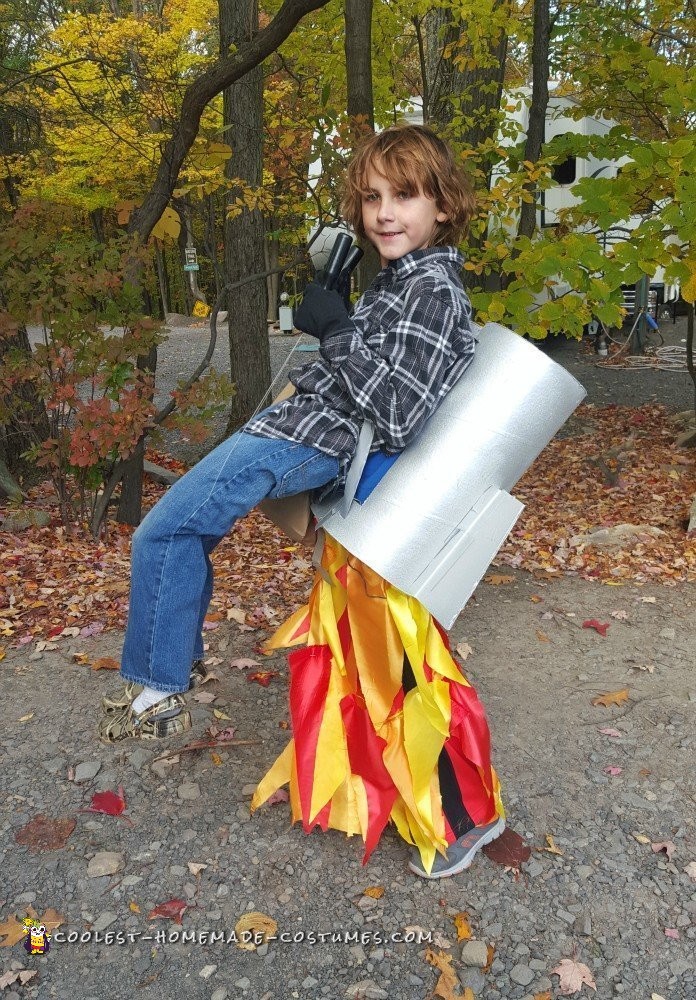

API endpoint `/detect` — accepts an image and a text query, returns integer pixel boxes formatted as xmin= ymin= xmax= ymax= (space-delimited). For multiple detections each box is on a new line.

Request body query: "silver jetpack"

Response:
xmin=310 ymin=322 xmax=586 ymax=629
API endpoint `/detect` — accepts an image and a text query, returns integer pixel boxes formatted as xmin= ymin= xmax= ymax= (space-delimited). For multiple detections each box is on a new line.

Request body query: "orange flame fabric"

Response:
xmin=252 ymin=533 xmax=503 ymax=873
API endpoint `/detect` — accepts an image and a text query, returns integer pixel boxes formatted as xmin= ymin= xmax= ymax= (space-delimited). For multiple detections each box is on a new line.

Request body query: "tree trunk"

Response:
xmin=91 ymin=0 xmax=330 ymax=533
xmin=426 ymin=2 xmax=509 ymax=146
xmin=345 ymin=0 xmax=374 ymax=133
xmin=116 ymin=340 xmax=157 ymax=524
xmin=154 ymin=239 xmax=170 ymax=318
xmin=516 ymin=0 xmax=550 ymax=243
xmin=425 ymin=2 xmax=509 ymax=290
xmin=174 ymin=195 xmax=208 ymax=309
xmin=344 ymin=0 xmax=380 ymax=289
xmin=0 ymin=323 xmax=50 ymax=470
xmin=265 ymin=236 xmax=280 ymax=323
xmin=221 ymin=0 xmax=270 ymax=436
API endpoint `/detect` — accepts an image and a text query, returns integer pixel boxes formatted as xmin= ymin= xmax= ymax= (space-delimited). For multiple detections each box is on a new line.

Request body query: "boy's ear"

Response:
xmin=436 ymin=209 xmax=449 ymax=222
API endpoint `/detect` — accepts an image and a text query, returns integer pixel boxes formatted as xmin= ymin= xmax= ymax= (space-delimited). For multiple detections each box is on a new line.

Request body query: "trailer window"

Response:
xmin=552 ymin=157 xmax=576 ymax=185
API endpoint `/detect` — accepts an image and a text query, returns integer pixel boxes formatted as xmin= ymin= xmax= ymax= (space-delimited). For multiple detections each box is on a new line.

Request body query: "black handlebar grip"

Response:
xmin=320 ymin=232 xmax=354 ymax=290
xmin=338 ymin=245 xmax=364 ymax=282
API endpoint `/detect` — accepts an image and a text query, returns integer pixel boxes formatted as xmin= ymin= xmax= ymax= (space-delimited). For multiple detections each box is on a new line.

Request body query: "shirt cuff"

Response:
xmin=318 ymin=323 xmax=361 ymax=363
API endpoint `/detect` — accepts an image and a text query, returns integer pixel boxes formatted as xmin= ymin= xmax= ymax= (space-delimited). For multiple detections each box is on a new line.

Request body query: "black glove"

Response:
xmin=293 ymin=281 xmax=351 ymax=343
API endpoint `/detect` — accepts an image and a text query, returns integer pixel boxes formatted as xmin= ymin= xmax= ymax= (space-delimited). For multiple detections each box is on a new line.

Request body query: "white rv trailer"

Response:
xmin=491 ymin=87 xmax=679 ymax=318
xmin=306 ymin=89 xmax=679 ymax=318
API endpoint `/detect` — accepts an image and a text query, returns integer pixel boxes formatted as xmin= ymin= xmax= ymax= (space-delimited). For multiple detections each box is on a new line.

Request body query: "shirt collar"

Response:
xmin=375 ymin=246 xmax=464 ymax=286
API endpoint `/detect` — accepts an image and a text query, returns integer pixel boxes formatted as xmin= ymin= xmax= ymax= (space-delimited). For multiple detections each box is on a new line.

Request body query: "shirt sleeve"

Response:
xmin=318 ymin=283 xmax=475 ymax=451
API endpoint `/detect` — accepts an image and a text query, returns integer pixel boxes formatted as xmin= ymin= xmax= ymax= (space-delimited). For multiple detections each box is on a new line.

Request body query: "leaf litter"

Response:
xmin=495 ymin=404 xmax=695 ymax=585
xmin=2 ymin=410 xmax=694 ymax=645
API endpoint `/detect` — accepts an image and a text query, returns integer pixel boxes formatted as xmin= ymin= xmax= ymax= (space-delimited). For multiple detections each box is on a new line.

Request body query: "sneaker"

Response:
xmin=408 ymin=817 xmax=506 ymax=880
xmin=101 ymin=659 xmax=209 ymax=714
xmin=98 ymin=694 xmax=192 ymax=744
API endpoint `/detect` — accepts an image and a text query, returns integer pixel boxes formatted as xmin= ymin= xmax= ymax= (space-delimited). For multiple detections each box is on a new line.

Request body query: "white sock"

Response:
xmin=132 ymin=686 xmax=177 ymax=714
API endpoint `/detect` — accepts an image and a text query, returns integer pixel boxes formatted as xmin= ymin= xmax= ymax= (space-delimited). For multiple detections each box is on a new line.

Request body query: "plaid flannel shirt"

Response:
xmin=244 ymin=246 xmax=476 ymax=498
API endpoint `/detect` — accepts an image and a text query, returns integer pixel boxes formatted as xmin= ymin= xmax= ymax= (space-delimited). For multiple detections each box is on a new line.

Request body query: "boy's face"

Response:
xmin=361 ymin=162 xmax=448 ymax=266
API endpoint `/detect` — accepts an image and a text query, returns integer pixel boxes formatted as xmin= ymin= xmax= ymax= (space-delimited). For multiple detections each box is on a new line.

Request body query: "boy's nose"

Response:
xmin=376 ymin=199 xmax=395 ymax=221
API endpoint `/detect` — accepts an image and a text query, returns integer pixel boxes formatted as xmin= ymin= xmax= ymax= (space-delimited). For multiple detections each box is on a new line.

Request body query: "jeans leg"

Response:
xmin=121 ymin=432 xmax=339 ymax=692
xmin=192 ymin=536 xmax=216 ymax=661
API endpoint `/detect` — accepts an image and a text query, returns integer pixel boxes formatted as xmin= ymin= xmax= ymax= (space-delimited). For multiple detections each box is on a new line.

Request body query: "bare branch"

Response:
xmin=129 ymin=0 xmax=332 ymax=240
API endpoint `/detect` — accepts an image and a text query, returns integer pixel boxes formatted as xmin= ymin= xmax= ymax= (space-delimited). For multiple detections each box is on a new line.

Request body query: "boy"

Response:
xmin=100 ymin=124 xmax=477 ymax=743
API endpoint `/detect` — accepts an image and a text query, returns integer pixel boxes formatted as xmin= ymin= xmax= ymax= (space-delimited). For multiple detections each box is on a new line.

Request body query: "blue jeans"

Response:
xmin=120 ymin=431 xmax=340 ymax=692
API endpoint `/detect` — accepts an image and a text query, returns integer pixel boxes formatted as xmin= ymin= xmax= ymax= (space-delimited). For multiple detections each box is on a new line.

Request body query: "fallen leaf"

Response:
xmin=363 ymin=886 xmax=384 ymax=899
xmin=582 ymin=619 xmax=610 ymax=636
xmin=229 ymin=657 xmax=261 ymax=670
xmin=187 ymin=862 xmax=208 ymax=876
xmin=234 ymin=911 xmax=277 ymax=951
xmin=529 ymin=595 xmax=543 ymax=603
xmin=14 ymin=815 xmax=76 ymax=852
xmin=551 ymin=957 xmax=597 ymax=994
xmin=129 ymin=901 xmax=140 ymax=913
xmin=212 ymin=709 xmax=232 ymax=721
xmin=80 ymin=621 xmax=105 ymax=636
xmin=226 ymin=608 xmax=247 ymax=624
xmin=535 ymin=629 xmax=550 ymax=642
xmin=684 ymin=861 xmax=696 ymax=881
xmin=433 ymin=931 xmax=453 ymax=948
xmin=610 ymin=610 xmax=628 ymax=620
xmin=534 ymin=993 xmax=552 ymax=1000
xmin=209 ymin=752 xmax=222 ymax=766
xmin=631 ymin=663 xmax=655 ymax=673
xmin=484 ymin=943 xmax=495 ymax=972
xmin=0 ymin=907 xmax=63 ymax=948
xmin=278 ymin=720 xmax=289 ymax=730
xmin=18 ymin=713 xmax=34 ymax=722
xmin=664 ymin=927 xmax=679 ymax=939
xmin=425 ymin=948 xmax=471 ymax=1000
xmin=207 ymin=724 xmax=237 ymax=741
xmin=148 ymin=898 xmax=188 ymax=924
xmin=484 ymin=573 xmax=514 ymax=585
xmin=453 ymin=912 xmax=472 ymax=941
xmin=604 ymin=766 xmax=622 ymax=776
xmin=652 ymin=994 xmax=667 ymax=1000
xmin=591 ymin=688 xmax=629 ymax=707
xmin=192 ymin=691 xmax=216 ymax=703
xmin=543 ymin=834 xmax=564 ymax=855
xmin=91 ymin=657 xmax=120 ymax=671
xmin=0 ymin=913 xmax=28 ymax=948
xmin=651 ymin=840 xmax=676 ymax=860
xmin=72 ymin=652 xmax=90 ymax=665
xmin=81 ymin=786 xmax=128 ymax=819
xmin=197 ymin=669 xmax=220 ymax=684
xmin=0 ymin=970 xmax=37 ymax=988
xmin=247 ymin=671 xmax=279 ymax=687
xmin=638 ymin=596 xmax=656 ymax=603
xmin=633 ymin=833 xmax=651 ymax=844
xmin=598 ymin=727 xmax=623 ymax=738
xmin=455 ymin=641 xmax=473 ymax=661
xmin=483 ymin=827 xmax=531 ymax=868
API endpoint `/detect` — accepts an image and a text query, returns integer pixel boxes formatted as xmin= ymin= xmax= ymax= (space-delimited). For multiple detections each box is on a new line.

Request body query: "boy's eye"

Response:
xmin=364 ymin=192 xmax=378 ymax=201
xmin=397 ymin=191 xmax=410 ymax=200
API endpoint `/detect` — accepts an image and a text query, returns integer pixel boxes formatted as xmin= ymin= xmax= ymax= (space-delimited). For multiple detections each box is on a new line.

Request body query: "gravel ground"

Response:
xmin=5 ymin=312 xmax=694 ymax=998
xmin=1 ymin=575 xmax=694 ymax=999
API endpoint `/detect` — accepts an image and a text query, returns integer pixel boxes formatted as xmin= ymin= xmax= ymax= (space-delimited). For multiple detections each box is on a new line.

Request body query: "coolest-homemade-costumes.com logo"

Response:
xmin=22 ymin=918 xmax=51 ymax=955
